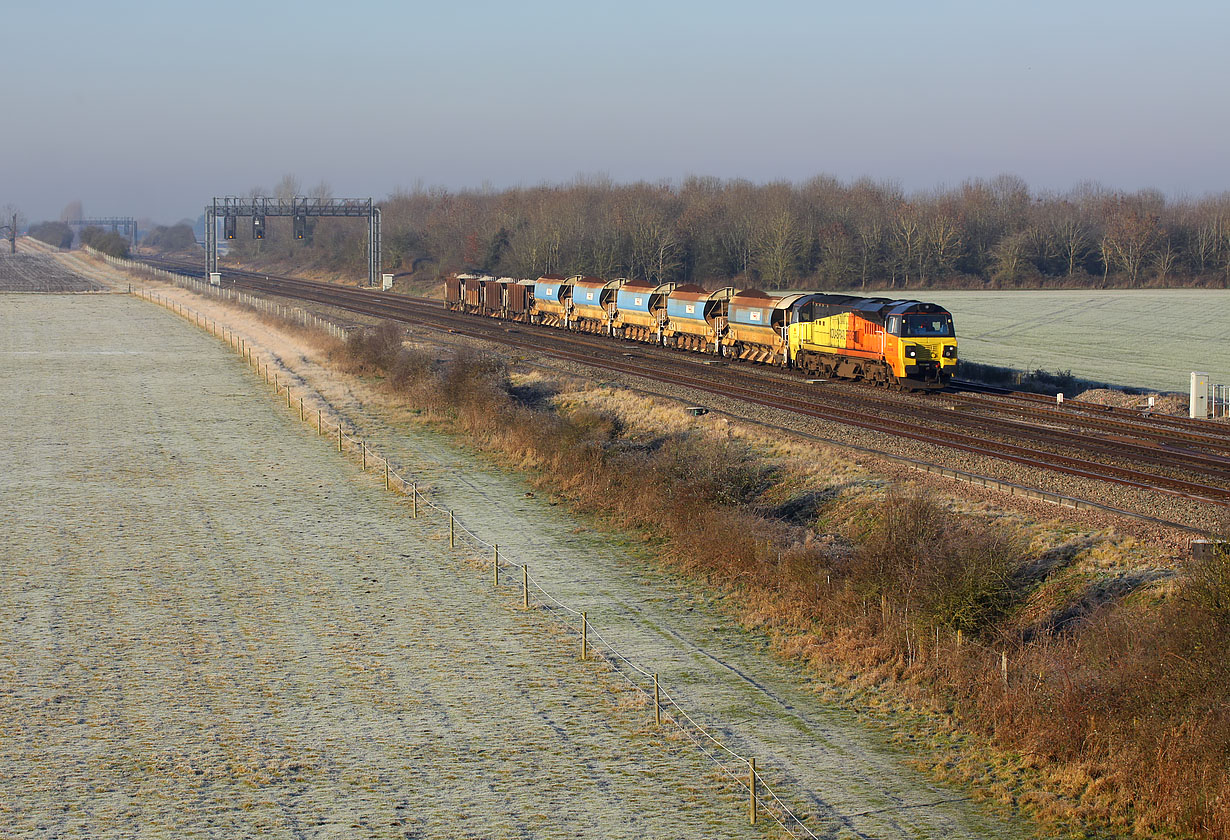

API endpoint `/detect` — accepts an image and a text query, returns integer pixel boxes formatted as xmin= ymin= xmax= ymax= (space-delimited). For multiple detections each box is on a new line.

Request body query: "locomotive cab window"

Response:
xmin=901 ymin=314 xmax=953 ymax=337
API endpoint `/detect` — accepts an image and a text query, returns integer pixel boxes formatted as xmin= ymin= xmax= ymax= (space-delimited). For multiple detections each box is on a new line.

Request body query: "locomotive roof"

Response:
xmin=783 ymin=292 xmax=950 ymax=325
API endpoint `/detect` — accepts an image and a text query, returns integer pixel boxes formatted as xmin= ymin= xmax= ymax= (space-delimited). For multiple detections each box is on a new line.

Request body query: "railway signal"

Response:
xmin=205 ymin=196 xmax=380 ymax=284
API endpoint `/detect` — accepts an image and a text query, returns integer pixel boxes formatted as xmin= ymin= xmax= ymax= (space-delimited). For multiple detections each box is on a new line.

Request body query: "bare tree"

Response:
xmin=1051 ymin=210 xmax=1093 ymax=277
xmin=309 ymin=180 xmax=333 ymax=202
xmin=924 ymin=209 xmax=963 ymax=280
xmin=991 ymin=231 xmax=1030 ymax=285
xmin=59 ymin=201 xmax=83 ymax=223
xmin=891 ymin=205 xmax=922 ymax=288
xmin=1102 ymin=196 xmax=1160 ymax=286
xmin=1191 ymin=215 xmax=1224 ymax=275
xmin=1153 ymin=236 xmax=1179 ymax=283
xmin=753 ymin=209 xmax=804 ymax=289
xmin=274 ymin=174 xmax=302 ymax=202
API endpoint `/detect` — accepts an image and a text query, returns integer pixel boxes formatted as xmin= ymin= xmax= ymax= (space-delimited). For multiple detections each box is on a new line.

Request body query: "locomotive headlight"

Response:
xmin=942 ymin=345 xmax=956 ymax=359
xmin=905 ymin=346 xmax=918 ymax=359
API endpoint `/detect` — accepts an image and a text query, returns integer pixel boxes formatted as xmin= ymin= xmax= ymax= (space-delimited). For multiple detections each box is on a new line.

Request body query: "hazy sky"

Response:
xmin=4 ymin=0 xmax=1228 ymax=224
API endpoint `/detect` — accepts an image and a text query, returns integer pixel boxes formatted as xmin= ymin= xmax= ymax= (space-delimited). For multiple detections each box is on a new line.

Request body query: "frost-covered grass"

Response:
xmin=909 ymin=289 xmax=1230 ymax=392
xmin=0 ymin=296 xmax=764 ymax=839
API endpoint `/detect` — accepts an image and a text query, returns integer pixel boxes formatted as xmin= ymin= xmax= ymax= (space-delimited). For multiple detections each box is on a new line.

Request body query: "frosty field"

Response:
xmin=913 ymin=289 xmax=1230 ymax=392
xmin=0 ymin=292 xmax=1024 ymax=838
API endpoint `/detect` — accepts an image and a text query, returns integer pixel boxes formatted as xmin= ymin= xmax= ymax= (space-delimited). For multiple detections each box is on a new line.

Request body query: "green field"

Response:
xmin=904 ymin=289 xmax=1230 ymax=393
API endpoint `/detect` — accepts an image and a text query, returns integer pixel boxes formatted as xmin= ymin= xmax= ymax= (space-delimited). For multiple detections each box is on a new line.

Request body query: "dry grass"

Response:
xmin=310 ymin=320 xmax=1229 ymax=838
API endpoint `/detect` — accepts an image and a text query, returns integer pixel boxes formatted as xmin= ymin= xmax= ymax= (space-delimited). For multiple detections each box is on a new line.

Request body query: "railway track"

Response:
xmin=136 ymin=257 xmax=1230 ymax=513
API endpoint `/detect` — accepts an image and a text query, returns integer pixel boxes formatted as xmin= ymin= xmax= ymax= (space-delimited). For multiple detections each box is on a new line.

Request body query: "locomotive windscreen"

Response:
xmin=901 ymin=314 xmax=954 ymax=337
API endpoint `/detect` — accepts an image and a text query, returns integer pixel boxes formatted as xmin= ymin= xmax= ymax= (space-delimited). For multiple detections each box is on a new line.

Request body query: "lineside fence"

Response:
xmin=94 ymin=249 xmax=353 ymax=341
xmin=118 ymin=258 xmax=1127 ymax=834
xmin=127 ymin=284 xmax=822 ymax=837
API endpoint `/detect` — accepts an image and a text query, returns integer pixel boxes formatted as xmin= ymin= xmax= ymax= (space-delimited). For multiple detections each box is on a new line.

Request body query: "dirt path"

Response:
xmin=2 ymin=258 xmax=1029 ymax=837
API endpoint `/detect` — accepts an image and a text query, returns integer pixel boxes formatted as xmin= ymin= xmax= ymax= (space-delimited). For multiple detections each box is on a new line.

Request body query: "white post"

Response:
xmin=1191 ymin=372 xmax=1210 ymax=419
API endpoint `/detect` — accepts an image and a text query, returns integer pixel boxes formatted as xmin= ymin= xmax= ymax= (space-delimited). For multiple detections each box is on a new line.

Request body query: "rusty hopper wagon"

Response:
xmin=663 ymin=285 xmax=733 ymax=353
xmin=613 ymin=279 xmax=675 ymax=342
xmin=570 ymin=276 xmax=627 ymax=334
xmin=445 ymin=273 xmax=477 ymax=311
xmin=505 ymin=279 xmax=536 ymax=322
xmin=532 ymin=274 xmax=573 ymax=327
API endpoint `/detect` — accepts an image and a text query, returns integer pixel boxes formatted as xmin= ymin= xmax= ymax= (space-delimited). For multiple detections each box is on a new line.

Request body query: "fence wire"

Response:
xmin=127 ymin=277 xmax=859 ymax=838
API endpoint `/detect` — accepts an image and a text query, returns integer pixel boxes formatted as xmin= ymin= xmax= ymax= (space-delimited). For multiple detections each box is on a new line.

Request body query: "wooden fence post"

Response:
xmin=1001 ymin=651 xmax=1009 ymax=690
xmin=299 ymin=397 xmax=304 ymax=422
xmin=654 ymin=674 xmax=661 ymax=726
xmin=581 ymin=611 xmax=588 ymax=660
xmin=318 ymin=408 xmax=323 ymax=435
xmin=493 ymin=545 xmax=499 ymax=586
xmin=337 ymin=424 xmax=342 ymax=452
xmin=449 ymin=511 xmax=455 ymax=547
xmin=411 ymin=483 xmax=417 ymax=518
xmin=522 ymin=565 xmax=529 ymax=610
xmin=384 ymin=462 xmax=390 ymax=491
xmin=749 ymin=758 xmax=758 ymax=825
xmin=362 ymin=442 xmax=367 ymax=471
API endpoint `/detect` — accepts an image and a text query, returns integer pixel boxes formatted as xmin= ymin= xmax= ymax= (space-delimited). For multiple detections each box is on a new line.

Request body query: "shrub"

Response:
xmin=1182 ymin=538 xmax=1230 ymax=621
xmin=848 ymin=491 xmax=1023 ymax=631
xmin=144 ymin=223 xmax=197 ymax=252
xmin=29 ymin=221 xmax=73 ymax=249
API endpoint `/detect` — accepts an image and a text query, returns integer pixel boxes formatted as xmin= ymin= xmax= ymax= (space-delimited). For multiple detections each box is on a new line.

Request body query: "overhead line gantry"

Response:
xmin=205 ymin=196 xmax=382 ymax=286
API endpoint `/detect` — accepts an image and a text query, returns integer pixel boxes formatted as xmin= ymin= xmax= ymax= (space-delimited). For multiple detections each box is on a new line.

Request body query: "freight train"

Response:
xmin=445 ymin=273 xmax=958 ymax=390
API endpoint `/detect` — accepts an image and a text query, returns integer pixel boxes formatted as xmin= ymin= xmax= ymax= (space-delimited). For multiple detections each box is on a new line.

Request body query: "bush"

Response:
xmin=1182 ymin=538 xmax=1230 ymax=622
xmin=79 ymin=226 xmax=130 ymax=258
xmin=144 ymin=223 xmax=198 ymax=252
xmin=29 ymin=221 xmax=73 ymax=249
xmin=848 ymin=491 xmax=1023 ymax=631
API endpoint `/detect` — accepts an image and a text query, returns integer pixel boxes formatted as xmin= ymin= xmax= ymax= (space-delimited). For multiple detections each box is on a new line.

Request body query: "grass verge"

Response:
xmin=330 ymin=321 xmax=1228 ymax=839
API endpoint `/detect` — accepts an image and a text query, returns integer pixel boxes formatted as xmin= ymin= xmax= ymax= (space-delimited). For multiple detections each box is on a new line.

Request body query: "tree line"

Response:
xmin=29 ymin=222 xmax=131 ymax=258
xmin=230 ymin=174 xmax=1230 ymax=289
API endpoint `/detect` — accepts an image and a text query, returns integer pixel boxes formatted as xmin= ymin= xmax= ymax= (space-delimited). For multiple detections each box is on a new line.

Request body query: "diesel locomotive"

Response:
xmin=445 ymin=273 xmax=958 ymax=390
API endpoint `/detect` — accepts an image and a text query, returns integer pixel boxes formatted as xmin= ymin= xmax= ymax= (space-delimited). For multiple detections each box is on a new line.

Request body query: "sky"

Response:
xmin=3 ymin=0 xmax=1229 ymax=225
